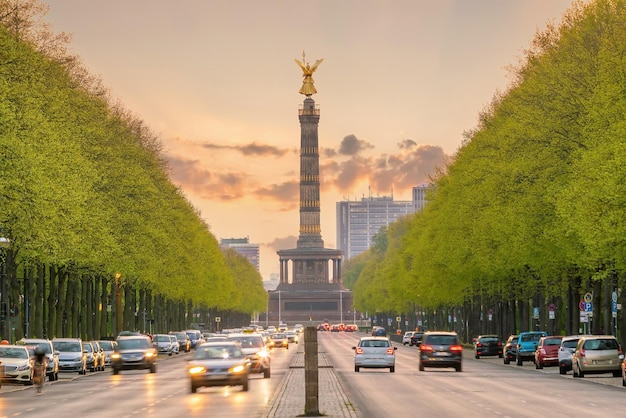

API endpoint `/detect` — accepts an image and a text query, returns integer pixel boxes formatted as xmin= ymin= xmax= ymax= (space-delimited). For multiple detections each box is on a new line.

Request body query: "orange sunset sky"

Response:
xmin=42 ymin=0 xmax=583 ymax=280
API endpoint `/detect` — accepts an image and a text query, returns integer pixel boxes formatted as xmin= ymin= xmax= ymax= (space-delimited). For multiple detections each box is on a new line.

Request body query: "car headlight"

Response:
xmin=145 ymin=351 xmax=156 ymax=358
xmin=17 ymin=364 xmax=31 ymax=371
xmin=111 ymin=353 xmax=121 ymax=359
xmin=257 ymin=349 xmax=269 ymax=358
xmin=74 ymin=357 xmax=83 ymax=362
xmin=229 ymin=365 xmax=245 ymax=374
xmin=189 ymin=366 xmax=206 ymax=375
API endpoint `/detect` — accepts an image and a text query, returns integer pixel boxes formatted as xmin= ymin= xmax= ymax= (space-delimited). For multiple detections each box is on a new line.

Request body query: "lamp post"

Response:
xmin=0 ymin=237 xmax=10 ymax=341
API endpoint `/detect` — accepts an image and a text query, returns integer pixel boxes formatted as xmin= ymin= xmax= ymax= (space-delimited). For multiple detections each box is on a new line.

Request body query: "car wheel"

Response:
xmin=475 ymin=354 xmax=479 ymax=359
xmin=613 ymin=370 xmax=621 ymax=377
xmin=113 ymin=368 xmax=120 ymax=375
xmin=455 ymin=364 xmax=462 ymax=372
xmin=419 ymin=362 xmax=424 ymax=372
xmin=242 ymin=377 xmax=249 ymax=392
xmin=559 ymin=365 xmax=566 ymax=375
xmin=150 ymin=364 xmax=157 ymax=373
xmin=390 ymin=366 xmax=395 ymax=373
xmin=355 ymin=365 xmax=360 ymax=372
xmin=264 ymin=367 xmax=271 ymax=378
xmin=516 ymin=355 xmax=523 ymax=366
xmin=578 ymin=369 xmax=585 ymax=378
xmin=191 ymin=382 xmax=197 ymax=393
xmin=503 ymin=357 xmax=509 ymax=365
xmin=498 ymin=353 xmax=503 ymax=358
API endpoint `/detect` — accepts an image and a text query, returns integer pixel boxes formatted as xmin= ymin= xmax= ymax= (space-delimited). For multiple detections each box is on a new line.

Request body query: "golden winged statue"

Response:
xmin=295 ymin=51 xmax=323 ymax=96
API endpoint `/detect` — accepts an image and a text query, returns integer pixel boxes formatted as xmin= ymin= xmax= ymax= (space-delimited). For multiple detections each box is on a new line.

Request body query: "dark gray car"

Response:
xmin=419 ymin=331 xmax=463 ymax=372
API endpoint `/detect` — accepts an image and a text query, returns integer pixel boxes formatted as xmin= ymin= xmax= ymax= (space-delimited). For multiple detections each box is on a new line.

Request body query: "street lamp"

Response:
xmin=0 ymin=236 xmax=10 ymax=341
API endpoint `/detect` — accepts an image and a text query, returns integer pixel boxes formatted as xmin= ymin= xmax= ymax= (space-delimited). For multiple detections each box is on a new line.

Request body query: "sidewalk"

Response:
xmin=263 ymin=343 xmax=358 ymax=418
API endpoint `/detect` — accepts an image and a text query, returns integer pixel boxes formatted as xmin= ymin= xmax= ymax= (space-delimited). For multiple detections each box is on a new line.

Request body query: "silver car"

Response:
xmin=352 ymin=337 xmax=396 ymax=373
xmin=17 ymin=338 xmax=59 ymax=381
xmin=558 ymin=335 xmax=581 ymax=375
xmin=572 ymin=335 xmax=623 ymax=378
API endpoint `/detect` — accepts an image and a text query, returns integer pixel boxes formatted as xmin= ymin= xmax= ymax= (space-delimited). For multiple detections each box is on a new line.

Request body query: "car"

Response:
xmin=515 ymin=331 xmax=547 ymax=366
xmin=97 ymin=340 xmax=118 ymax=366
xmin=558 ymin=335 xmax=581 ymax=374
xmin=270 ymin=333 xmax=289 ymax=349
xmin=503 ymin=334 xmax=519 ymax=364
xmin=91 ymin=341 xmax=106 ymax=371
xmin=266 ymin=326 xmax=277 ymax=333
xmin=185 ymin=330 xmax=205 ymax=349
xmin=474 ymin=335 xmax=503 ymax=359
xmin=371 ymin=326 xmax=386 ymax=337
xmin=188 ymin=342 xmax=250 ymax=393
xmin=111 ymin=335 xmax=157 ymax=375
xmin=345 ymin=324 xmax=358 ymax=332
xmin=152 ymin=334 xmax=175 ymax=356
xmin=169 ymin=335 xmax=180 ymax=354
xmin=53 ymin=337 xmax=87 ymax=375
xmin=278 ymin=323 xmax=288 ymax=332
xmin=534 ymin=336 xmax=563 ymax=369
xmin=17 ymin=338 xmax=59 ymax=381
xmin=410 ymin=331 xmax=424 ymax=347
xmin=353 ymin=337 xmax=396 ymax=373
xmin=169 ymin=331 xmax=191 ymax=353
xmin=0 ymin=345 xmax=34 ymax=385
xmin=402 ymin=331 xmax=415 ymax=346
xmin=82 ymin=341 xmax=99 ymax=372
xmin=294 ymin=324 xmax=304 ymax=334
xmin=572 ymin=335 xmax=623 ymax=378
xmin=285 ymin=330 xmax=299 ymax=344
xmin=227 ymin=333 xmax=271 ymax=378
xmin=419 ymin=331 xmax=463 ymax=372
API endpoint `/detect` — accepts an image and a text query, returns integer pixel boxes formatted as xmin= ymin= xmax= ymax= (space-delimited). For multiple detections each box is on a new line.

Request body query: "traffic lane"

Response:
xmin=320 ymin=332 xmax=626 ymax=418
xmin=0 ymin=345 xmax=297 ymax=417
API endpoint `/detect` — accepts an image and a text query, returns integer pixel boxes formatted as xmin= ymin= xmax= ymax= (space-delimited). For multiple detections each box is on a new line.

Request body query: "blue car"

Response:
xmin=515 ymin=331 xmax=547 ymax=365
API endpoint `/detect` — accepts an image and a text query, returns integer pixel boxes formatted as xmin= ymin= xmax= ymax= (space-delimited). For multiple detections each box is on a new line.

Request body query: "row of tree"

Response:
xmin=345 ymin=0 xmax=626 ymax=345
xmin=0 ymin=0 xmax=267 ymax=341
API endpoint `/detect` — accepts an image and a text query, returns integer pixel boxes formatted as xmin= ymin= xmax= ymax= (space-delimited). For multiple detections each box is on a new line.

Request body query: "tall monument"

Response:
xmin=266 ymin=53 xmax=352 ymax=325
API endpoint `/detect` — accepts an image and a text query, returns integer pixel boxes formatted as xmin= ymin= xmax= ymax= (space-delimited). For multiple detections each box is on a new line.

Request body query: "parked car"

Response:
xmin=82 ymin=341 xmax=98 ymax=372
xmin=98 ymin=340 xmax=118 ymax=366
xmin=17 ymin=338 xmax=59 ymax=381
xmin=474 ymin=335 xmax=503 ymax=359
xmin=402 ymin=331 xmax=415 ymax=346
xmin=419 ymin=331 xmax=463 ymax=372
xmin=503 ymin=334 xmax=519 ymax=364
xmin=170 ymin=331 xmax=191 ymax=353
xmin=410 ymin=331 xmax=424 ymax=347
xmin=53 ymin=337 xmax=86 ymax=375
xmin=270 ymin=333 xmax=289 ymax=349
xmin=352 ymin=337 xmax=396 ymax=373
xmin=558 ymin=335 xmax=581 ymax=375
xmin=188 ymin=342 xmax=250 ymax=393
xmin=572 ymin=335 xmax=623 ymax=378
xmin=0 ymin=345 xmax=33 ymax=385
xmin=515 ymin=331 xmax=547 ymax=366
xmin=111 ymin=335 xmax=157 ymax=375
xmin=535 ymin=336 xmax=563 ymax=369
xmin=169 ymin=335 xmax=180 ymax=354
xmin=91 ymin=341 xmax=106 ymax=371
xmin=227 ymin=333 xmax=270 ymax=378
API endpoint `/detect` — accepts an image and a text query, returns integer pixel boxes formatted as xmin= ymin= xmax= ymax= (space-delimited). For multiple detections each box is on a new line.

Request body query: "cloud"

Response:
xmin=338 ymin=134 xmax=374 ymax=155
xmin=201 ymin=141 xmax=292 ymax=157
xmin=254 ymin=181 xmax=299 ymax=209
xmin=266 ymin=235 xmax=298 ymax=251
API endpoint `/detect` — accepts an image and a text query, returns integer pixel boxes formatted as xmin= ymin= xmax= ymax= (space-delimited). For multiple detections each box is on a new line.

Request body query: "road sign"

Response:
xmin=533 ymin=307 xmax=539 ymax=319
xmin=613 ymin=292 xmax=618 ymax=303
xmin=215 ymin=316 xmax=221 ymax=322
xmin=583 ymin=302 xmax=593 ymax=312
xmin=584 ymin=293 xmax=593 ymax=303
xmin=549 ymin=303 xmax=556 ymax=312
xmin=396 ymin=316 xmax=401 ymax=322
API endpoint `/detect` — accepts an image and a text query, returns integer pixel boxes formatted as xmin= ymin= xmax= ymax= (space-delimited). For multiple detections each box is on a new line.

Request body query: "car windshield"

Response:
xmin=272 ymin=334 xmax=286 ymax=339
xmin=54 ymin=341 xmax=81 ymax=352
xmin=194 ymin=345 xmax=243 ymax=360
xmin=117 ymin=338 xmax=150 ymax=349
xmin=99 ymin=341 xmax=113 ymax=350
xmin=562 ymin=340 xmax=578 ymax=348
xmin=229 ymin=336 xmax=264 ymax=348
xmin=360 ymin=339 xmax=389 ymax=348
xmin=28 ymin=342 xmax=52 ymax=353
xmin=0 ymin=347 xmax=28 ymax=359
xmin=426 ymin=335 xmax=458 ymax=345
xmin=543 ymin=338 xmax=562 ymax=346
xmin=83 ymin=344 xmax=93 ymax=352
xmin=480 ymin=337 xmax=498 ymax=343
xmin=154 ymin=335 xmax=170 ymax=342
xmin=584 ymin=339 xmax=619 ymax=350
xmin=521 ymin=334 xmax=543 ymax=342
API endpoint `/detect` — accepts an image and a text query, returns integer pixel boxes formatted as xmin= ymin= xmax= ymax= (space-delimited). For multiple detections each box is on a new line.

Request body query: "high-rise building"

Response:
xmin=337 ymin=196 xmax=415 ymax=260
xmin=220 ymin=237 xmax=260 ymax=272
xmin=412 ymin=184 xmax=431 ymax=212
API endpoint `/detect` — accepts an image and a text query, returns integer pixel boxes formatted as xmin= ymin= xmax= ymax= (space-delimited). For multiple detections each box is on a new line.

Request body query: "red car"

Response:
xmin=535 ymin=336 xmax=563 ymax=369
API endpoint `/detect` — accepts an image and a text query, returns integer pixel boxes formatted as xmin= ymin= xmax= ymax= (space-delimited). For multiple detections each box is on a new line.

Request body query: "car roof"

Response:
xmin=360 ymin=336 xmax=390 ymax=341
xmin=198 ymin=341 xmax=239 ymax=347
xmin=424 ymin=331 xmax=457 ymax=336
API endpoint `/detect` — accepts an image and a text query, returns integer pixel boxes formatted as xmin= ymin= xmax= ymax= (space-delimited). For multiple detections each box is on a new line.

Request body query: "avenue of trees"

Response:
xmin=346 ymin=0 xmax=626 ymax=345
xmin=0 ymin=0 xmax=267 ymax=341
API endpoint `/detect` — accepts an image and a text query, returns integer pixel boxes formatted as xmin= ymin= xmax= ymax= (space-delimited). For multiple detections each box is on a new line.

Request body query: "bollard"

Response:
xmin=304 ymin=326 xmax=319 ymax=416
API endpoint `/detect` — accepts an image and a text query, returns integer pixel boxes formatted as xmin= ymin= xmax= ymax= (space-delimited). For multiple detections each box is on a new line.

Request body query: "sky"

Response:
xmin=41 ymin=0 xmax=582 ymax=281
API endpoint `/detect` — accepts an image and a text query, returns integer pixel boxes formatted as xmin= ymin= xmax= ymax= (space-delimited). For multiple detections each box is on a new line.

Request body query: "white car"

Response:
xmin=0 ymin=345 xmax=33 ymax=384
xmin=169 ymin=335 xmax=180 ymax=354
xmin=402 ymin=331 xmax=415 ymax=346
xmin=558 ymin=335 xmax=581 ymax=374
xmin=17 ymin=338 xmax=59 ymax=381
xmin=152 ymin=334 xmax=175 ymax=356
xmin=352 ymin=337 xmax=396 ymax=373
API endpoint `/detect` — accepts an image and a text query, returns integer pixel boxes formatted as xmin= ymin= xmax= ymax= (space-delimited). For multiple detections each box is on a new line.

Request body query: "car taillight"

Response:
xmin=476 ymin=342 xmax=483 ymax=347
xmin=355 ymin=347 xmax=364 ymax=354
xmin=497 ymin=342 xmax=502 ymax=347
xmin=579 ymin=348 xmax=586 ymax=358
xmin=450 ymin=345 xmax=463 ymax=352
xmin=386 ymin=348 xmax=394 ymax=355
xmin=420 ymin=345 xmax=433 ymax=352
